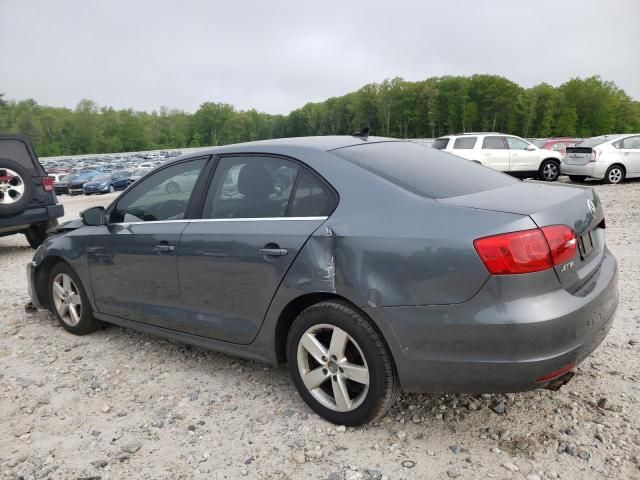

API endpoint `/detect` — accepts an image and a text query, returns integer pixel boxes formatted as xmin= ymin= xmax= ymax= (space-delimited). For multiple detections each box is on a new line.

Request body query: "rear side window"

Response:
xmin=482 ymin=137 xmax=506 ymax=149
xmin=620 ymin=135 xmax=640 ymax=149
xmin=431 ymin=138 xmax=450 ymax=150
xmin=453 ymin=137 xmax=477 ymax=149
xmin=332 ymin=141 xmax=517 ymax=199
xmin=290 ymin=170 xmax=337 ymax=217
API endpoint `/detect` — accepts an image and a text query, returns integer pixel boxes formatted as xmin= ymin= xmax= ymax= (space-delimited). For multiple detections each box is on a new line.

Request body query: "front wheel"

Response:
xmin=604 ymin=165 xmax=625 ymax=184
xmin=538 ymin=160 xmax=560 ymax=181
xmin=48 ymin=262 xmax=102 ymax=335
xmin=287 ymin=301 xmax=398 ymax=425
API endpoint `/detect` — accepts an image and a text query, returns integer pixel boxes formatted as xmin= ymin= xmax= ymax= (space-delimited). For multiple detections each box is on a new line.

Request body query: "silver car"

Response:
xmin=562 ymin=134 xmax=640 ymax=184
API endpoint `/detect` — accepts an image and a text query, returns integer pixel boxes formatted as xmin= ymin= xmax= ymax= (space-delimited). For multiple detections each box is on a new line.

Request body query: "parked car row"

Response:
xmin=431 ymin=132 xmax=640 ymax=184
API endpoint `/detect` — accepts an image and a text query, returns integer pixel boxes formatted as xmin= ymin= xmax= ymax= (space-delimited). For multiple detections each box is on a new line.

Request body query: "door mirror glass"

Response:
xmin=81 ymin=206 xmax=106 ymax=226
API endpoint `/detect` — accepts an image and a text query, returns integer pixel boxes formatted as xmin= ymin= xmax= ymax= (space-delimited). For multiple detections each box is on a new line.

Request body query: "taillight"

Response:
xmin=589 ymin=148 xmax=601 ymax=162
xmin=541 ymin=225 xmax=576 ymax=265
xmin=474 ymin=225 xmax=576 ymax=275
xmin=41 ymin=177 xmax=54 ymax=192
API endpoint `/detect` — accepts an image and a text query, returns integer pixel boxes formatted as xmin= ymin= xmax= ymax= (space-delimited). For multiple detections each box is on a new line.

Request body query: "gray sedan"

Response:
xmin=27 ymin=136 xmax=618 ymax=425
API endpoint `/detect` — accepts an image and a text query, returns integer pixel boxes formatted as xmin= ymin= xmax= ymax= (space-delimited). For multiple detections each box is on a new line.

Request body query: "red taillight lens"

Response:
xmin=474 ymin=229 xmax=553 ymax=274
xmin=535 ymin=361 xmax=576 ymax=383
xmin=541 ymin=225 xmax=576 ymax=265
xmin=42 ymin=177 xmax=54 ymax=192
xmin=474 ymin=225 xmax=576 ymax=275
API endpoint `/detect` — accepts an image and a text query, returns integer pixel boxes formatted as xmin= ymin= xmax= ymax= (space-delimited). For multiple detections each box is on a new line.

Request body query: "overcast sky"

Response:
xmin=1 ymin=0 xmax=638 ymax=114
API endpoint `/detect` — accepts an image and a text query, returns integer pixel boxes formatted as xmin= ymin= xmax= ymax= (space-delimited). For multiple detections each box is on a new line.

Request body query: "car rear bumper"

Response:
xmin=561 ymin=162 xmax=608 ymax=179
xmin=368 ymin=249 xmax=618 ymax=393
xmin=0 ymin=204 xmax=64 ymax=234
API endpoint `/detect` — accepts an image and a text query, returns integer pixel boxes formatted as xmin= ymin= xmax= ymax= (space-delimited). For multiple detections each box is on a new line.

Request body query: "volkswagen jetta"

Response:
xmin=27 ymin=136 xmax=618 ymax=425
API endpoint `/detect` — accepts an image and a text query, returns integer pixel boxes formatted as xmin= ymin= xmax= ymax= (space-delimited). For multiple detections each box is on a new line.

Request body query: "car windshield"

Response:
xmin=333 ymin=141 xmax=517 ymax=199
xmin=532 ymin=139 xmax=546 ymax=147
xmin=62 ymin=174 xmax=77 ymax=181
xmin=93 ymin=175 xmax=111 ymax=181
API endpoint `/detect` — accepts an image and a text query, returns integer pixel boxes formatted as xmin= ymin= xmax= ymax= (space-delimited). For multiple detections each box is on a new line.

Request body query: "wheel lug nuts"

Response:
xmin=321 ymin=356 xmax=327 ymax=362
xmin=339 ymin=367 xmax=344 ymax=373
xmin=331 ymin=355 xmax=337 ymax=361
xmin=332 ymin=375 xmax=337 ymax=381
xmin=322 ymin=368 xmax=328 ymax=375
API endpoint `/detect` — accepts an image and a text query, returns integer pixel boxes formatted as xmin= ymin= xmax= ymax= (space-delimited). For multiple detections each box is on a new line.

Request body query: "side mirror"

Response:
xmin=81 ymin=206 xmax=106 ymax=226
xmin=525 ymin=144 xmax=536 ymax=151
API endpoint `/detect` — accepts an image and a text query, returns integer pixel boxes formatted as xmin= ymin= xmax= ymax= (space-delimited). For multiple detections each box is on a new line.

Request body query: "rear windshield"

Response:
xmin=431 ymin=138 xmax=450 ymax=150
xmin=332 ymin=141 xmax=517 ymax=199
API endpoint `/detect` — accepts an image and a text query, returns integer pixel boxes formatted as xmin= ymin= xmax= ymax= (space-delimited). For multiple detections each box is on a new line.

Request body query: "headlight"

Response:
xmin=100 ymin=182 xmax=109 ymax=187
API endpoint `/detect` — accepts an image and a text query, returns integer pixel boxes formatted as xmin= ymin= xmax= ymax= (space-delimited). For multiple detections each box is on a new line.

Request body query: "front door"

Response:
xmin=88 ymin=157 xmax=207 ymax=327
xmin=178 ymin=155 xmax=337 ymax=344
xmin=506 ymin=136 xmax=540 ymax=172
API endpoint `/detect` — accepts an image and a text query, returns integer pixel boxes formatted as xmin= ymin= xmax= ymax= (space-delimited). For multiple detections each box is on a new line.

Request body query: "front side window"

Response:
xmin=505 ymin=137 xmax=530 ymax=150
xmin=453 ymin=136 xmax=477 ymax=149
xmin=204 ymin=156 xmax=299 ymax=219
xmin=482 ymin=136 xmax=506 ymax=149
xmin=111 ymin=158 xmax=206 ymax=223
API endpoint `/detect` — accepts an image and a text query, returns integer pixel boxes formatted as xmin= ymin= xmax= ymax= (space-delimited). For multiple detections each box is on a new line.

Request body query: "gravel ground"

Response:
xmin=1 ymin=182 xmax=639 ymax=480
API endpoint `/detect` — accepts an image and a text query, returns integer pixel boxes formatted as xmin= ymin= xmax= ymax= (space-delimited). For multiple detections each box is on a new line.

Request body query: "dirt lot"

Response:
xmin=1 ymin=183 xmax=639 ymax=480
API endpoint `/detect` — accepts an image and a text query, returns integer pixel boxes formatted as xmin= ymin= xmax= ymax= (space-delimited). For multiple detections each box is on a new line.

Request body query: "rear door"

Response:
xmin=480 ymin=136 xmax=510 ymax=171
xmin=617 ymin=135 xmax=640 ymax=174
xmin=87 ymin=157 xmax=208 ymax=327
xmin=177 ymin=155 xmax=337 ymax=344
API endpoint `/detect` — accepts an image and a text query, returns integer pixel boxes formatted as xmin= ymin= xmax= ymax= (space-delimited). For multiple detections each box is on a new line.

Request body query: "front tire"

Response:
xmin=538 ymin=159 xmax=560 ymax=181
xmin=604 ymin=164 xmax=625 ymax=184
xmin=287 ymin=301 xmax=398 ymax=425
xmin=48 ymin=262 xmax=102 ymax=335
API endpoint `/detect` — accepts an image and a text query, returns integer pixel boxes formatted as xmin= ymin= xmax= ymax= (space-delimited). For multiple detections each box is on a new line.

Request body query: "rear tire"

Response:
xmin=604 ymin=164 xmax=625 ymax=184
xmin=48 ymin=262 xmax=102 ymax=335
xmin=538 ymin=159 xmax=560 ymax=182
xmin=24 ymin=220 xmax=57 ymax=249
xmin=568 ymin=175 xmax=587 ymax=183
xmin=287 ymin=301 xmax=398 ymax=425
xmin=0 ymin=158 xmax=34 ymax=216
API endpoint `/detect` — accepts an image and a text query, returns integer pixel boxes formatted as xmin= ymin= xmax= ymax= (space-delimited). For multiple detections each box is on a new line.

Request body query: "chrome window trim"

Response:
xmin=109 ymin=216 xmax=328 ymax=226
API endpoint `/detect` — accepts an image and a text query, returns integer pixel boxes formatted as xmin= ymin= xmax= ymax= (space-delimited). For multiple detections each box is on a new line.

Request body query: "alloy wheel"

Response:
xmin=0 ymin=168 xmax=25 ymax=204
xmin=296 ymin=324 xmax=370 ymax=412
xmin=608 ymin=168 xmax=623 ymax=184
xmin=542 ymin=162 xmax=559 ymax=181
xmin=52 ymin=273 xmax=82 ymax=326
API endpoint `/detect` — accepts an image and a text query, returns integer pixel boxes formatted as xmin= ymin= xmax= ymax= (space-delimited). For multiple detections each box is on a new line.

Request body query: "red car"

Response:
xmin=533 ymin=138 xmax=583 ymax=156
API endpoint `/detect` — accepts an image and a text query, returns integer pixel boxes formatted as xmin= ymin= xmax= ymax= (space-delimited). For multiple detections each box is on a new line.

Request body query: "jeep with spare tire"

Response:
xmin=0 ymin=134 xmax=64 ymax=248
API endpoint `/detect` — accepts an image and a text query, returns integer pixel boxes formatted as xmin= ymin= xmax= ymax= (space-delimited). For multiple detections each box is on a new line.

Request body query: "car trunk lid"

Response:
xmin=437 ymin=182 xmax=605 ymax=292
xmin=564 ymin=146 xmax=596 ymax=166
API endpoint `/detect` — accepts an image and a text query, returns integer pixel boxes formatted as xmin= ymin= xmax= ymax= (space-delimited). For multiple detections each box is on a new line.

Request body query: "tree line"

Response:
xmin=1 ymin=75 xmax=638 ymax=157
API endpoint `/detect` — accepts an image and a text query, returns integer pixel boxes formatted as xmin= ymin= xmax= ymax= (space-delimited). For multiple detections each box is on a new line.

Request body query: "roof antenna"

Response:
xmin=352 ymin=127 xmax=370 ymax=140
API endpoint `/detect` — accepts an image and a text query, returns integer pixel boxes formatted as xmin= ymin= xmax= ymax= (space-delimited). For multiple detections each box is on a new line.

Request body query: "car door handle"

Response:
xmin=154 ymin=243 xmax=175 ymax=253
xmin=259 ymin=247 xmax=288 ymax=256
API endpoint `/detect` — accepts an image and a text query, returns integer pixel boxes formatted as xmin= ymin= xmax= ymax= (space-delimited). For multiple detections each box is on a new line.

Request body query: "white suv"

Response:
xmin=432 ymin=133 xmax=563 ymax=181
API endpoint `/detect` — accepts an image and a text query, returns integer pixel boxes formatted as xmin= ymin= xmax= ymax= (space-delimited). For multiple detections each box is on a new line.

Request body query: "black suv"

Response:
xmin=0 ymin=134 xmax=64 ymax=248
